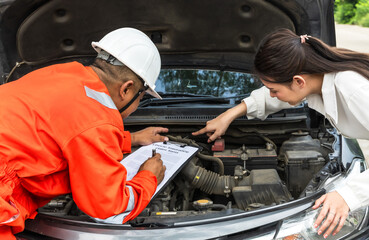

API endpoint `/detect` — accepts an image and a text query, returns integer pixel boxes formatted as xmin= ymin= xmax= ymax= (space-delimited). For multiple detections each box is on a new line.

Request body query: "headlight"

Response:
xmin=276 ymin=159 xmax=368 ymax=240
xmin=275 ymin=206 xmax=367 ymax=240
xmin=249 ymin=159 xmax=368 ymax=240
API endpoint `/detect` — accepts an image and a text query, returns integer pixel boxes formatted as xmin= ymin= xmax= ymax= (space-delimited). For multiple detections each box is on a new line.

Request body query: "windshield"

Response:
xmin=155 ymin=69 xmax=262 ymax=98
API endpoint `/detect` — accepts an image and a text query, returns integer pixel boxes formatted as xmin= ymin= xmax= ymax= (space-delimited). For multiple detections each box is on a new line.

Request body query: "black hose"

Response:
xmin=197 ymin=152 xmax=224 ymax=175
xmin=167 ymin=135 xmax=225 ymax=175
xmin=181 ymin=160 xmax=237 ymax=196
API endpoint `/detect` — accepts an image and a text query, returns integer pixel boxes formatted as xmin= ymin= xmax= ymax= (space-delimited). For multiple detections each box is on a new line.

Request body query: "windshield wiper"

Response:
xmin=144 ymin=92 xmax=213 ymax=99
xmin=139 ymin=93 xmax=250 ymax=107
xmin=139 ymin=96 xmax=226 ymax=107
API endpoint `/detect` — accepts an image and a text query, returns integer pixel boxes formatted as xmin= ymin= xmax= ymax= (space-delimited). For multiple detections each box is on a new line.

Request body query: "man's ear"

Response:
xmin=119 ymin=80 xmax=135 ymax=100
xmin=292 ymin=75 xmax=306 ymax=88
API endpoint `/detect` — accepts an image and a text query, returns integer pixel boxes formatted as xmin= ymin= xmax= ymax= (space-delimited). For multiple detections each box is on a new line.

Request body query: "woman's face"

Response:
xmin=261 ymin=78 xmax=306 ymax=105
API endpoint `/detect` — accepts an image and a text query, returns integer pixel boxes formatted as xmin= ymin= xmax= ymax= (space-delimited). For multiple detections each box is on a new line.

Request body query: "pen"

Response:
xmin=152 ymin=148 xmax=156 ymax=157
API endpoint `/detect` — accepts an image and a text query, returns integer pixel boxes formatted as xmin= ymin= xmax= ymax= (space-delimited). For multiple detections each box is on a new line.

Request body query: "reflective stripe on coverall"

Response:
xmin=0 ymin=62 xmax=157 ymax=239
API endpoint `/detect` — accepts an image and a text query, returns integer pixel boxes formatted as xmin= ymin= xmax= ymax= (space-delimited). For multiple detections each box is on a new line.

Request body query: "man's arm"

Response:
xmin=63 ymin=124 xmax=160 ymax=222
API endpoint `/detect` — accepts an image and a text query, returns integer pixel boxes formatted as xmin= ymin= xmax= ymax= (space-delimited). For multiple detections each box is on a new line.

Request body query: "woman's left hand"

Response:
xmin=312 ymin=191 xmax=350 ymax=238
xmin=131 ymin=127 xmax=169 ymax=146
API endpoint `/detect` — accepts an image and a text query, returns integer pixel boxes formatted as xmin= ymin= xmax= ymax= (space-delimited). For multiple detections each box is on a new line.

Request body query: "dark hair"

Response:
xmin=92 ymin=58 xmax=142 ymax=86
xmin=254 ymin=28 xmax=369 ymax=83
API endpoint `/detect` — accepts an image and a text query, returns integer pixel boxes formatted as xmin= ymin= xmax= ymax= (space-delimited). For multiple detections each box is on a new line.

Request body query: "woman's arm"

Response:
xmin=192 ymin=86 xmax=293 ymax=142
xmin=192 ymin=102 xmax=247 ymax=143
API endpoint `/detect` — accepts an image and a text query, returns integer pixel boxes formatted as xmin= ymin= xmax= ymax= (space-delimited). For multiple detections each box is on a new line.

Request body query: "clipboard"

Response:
xmin=120 ymin=141 xmax=201 ymax=199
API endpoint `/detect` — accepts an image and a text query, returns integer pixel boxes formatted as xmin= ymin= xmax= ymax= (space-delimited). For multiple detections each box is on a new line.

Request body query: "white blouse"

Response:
xmin=242 ymin=71 xmax=369 ymax=211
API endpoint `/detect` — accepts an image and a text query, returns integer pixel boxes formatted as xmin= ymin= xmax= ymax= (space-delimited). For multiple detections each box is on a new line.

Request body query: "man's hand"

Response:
xmin=312 ymin=191 xmax=350 ymax=238
xmin=131 ymin=127 xmax=169 ymax=146
xmin=138 ymin=153 xmax=166 ymax=184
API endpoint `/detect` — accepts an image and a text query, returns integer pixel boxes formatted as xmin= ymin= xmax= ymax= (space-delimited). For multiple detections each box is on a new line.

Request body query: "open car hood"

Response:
xmin=1 ymin=0 xmax=335 ymax=71
xmin=4 ymin=2 xmax=369 ymax=240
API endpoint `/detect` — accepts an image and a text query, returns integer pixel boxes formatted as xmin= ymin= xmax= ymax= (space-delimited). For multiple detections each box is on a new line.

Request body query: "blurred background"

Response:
xmin=334 ymin=0 xmax=369 ymax=162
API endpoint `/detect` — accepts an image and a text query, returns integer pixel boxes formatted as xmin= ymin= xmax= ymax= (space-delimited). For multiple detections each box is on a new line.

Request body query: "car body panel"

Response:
xmin=1 ymin=0 xmax=334 ymax=75
xmin=23 ymin=193 xmax=319 ymax=239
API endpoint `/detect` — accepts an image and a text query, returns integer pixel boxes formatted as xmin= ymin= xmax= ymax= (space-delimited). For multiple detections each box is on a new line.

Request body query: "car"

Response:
xmin=1 ymin=0 xmax=369 ymax=239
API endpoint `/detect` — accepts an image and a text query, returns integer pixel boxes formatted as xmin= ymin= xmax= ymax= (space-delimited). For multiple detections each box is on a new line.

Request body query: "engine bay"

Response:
xmin=38 ymin=120 xmax=336 ymax=224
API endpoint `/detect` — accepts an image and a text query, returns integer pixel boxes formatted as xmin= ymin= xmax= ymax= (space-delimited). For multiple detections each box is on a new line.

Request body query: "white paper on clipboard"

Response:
xmin=120 ymin=141 xmax=200 ymax=199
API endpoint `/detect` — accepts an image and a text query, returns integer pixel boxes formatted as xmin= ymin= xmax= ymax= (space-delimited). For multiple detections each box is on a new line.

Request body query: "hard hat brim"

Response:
xmin=146 ymin=88 xmax=162 ymax=100
xmin=92 ymin=41 xmax=162 ymax=100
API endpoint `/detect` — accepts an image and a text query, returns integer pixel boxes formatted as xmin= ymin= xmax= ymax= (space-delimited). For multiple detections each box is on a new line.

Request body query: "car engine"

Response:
xmin=38 ymin=121 xmax=335 ymax=223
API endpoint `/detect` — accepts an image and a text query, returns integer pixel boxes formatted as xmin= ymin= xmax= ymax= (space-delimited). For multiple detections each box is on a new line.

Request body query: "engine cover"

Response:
xmin=232 ymin=169 xmax=292 ymax=210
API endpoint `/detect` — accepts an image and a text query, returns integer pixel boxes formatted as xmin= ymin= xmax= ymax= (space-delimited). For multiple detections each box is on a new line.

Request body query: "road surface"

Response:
xmin=335 ymin=23 xmax=369 ymax=53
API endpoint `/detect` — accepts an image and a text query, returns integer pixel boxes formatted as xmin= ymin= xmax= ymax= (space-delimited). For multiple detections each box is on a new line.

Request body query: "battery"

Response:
xmin=213 ymin=148 xmax=277 ymax=175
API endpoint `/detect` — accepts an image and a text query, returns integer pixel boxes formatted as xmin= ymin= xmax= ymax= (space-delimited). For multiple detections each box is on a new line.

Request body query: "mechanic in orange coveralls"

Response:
xmin=0 ymin=27 xmax=168 ymax=239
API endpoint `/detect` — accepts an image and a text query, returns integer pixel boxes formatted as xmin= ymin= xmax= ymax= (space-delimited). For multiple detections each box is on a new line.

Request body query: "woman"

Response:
xmin=192 ymin=28 xmax=369 ymax=238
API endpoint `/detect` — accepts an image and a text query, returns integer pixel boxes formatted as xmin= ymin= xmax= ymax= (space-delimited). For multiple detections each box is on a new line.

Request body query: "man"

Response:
xmin=0 ymin=27 xmax=167 ymax=239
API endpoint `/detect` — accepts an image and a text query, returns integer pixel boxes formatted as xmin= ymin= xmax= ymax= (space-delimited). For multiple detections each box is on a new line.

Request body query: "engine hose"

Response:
xmin=181 ymin=160 xmax=237 ymax=196
xmin=167 ymin=135 xmax=225 ymax=175
xmin=197 ymin=152 xmax=224 ymax=175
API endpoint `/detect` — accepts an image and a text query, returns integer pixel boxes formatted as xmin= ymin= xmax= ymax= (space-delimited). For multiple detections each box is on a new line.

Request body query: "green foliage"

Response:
xmin=358 ymin=13 xmax=369 ymax=27
xmin=335 ymin=0 xmax=369 ymax=27
xmin=354 ymin=0 xmax=369 ymax=25
xmin=335 ymin=2 xmax=357 ymax=24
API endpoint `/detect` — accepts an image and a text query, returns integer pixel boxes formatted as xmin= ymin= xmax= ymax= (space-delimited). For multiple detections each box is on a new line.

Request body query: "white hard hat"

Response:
xmin=92 ymin=27 xmax=162 ymax=99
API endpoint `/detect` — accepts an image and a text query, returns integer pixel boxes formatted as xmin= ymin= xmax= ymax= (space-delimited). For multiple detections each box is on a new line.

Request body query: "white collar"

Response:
xmin=306 ymin=72 xmax=338 ymax=124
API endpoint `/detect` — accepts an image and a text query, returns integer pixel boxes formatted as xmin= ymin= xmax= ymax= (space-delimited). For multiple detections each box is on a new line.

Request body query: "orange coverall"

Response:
xmin=0 ymin=62 xmax=157 ymax=239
